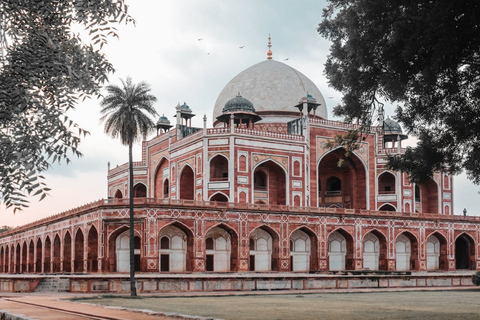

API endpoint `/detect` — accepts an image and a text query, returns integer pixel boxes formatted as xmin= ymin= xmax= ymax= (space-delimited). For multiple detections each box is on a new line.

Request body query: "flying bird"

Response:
xmin=239 ymin=46 xmax=245 ymax=49
xmin=284 ymin=58 xmax=289 ymax=61
xmin=198 ymin=38 xmax=203 ymax=41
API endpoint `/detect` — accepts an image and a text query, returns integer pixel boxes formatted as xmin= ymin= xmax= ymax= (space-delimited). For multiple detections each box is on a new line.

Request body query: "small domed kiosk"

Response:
xmin=216 ymin=94 xmax=261 ymax=129
xmin=383 ymin=117 xmax=408 ymax=148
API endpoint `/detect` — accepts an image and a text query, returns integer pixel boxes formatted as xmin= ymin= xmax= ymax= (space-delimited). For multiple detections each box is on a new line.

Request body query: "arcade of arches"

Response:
xmin=0 ymin=210 xmax=477 ymax=274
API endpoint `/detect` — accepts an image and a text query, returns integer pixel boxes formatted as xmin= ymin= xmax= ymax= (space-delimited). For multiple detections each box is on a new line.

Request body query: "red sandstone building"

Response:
xmin=1 ymin=46 xmax=479 ymax=278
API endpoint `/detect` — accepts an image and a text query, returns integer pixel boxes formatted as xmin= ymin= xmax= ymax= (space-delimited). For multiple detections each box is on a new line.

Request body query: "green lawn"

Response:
xmin=74 ymin=290 xmax=480 ymax=320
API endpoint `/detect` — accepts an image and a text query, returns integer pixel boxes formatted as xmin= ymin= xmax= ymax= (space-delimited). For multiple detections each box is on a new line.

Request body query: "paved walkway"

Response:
xmin=0 ymin=294 xmax=174 ymax=320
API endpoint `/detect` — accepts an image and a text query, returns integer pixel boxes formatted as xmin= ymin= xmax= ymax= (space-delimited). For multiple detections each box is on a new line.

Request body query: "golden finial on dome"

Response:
xmin=267 ymin=34 xmax=272 ymax=60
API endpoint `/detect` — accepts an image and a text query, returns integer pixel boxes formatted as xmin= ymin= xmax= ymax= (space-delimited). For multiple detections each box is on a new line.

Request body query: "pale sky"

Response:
xmin=2 ymin=0 xmax=478 ymax=227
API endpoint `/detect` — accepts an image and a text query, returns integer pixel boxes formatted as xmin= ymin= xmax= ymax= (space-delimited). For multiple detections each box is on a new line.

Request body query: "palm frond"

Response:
xmin=100 ymin=77 xmax=158 ymax=146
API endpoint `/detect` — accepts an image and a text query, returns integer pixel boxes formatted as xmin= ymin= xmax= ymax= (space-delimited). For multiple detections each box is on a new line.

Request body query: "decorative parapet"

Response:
xmin=379 ymin=147 xmax=407 ymax=155
xmin=309 ymin=118 xmax=383 ymax=133
xmin=206 ymin=127 xmax=304 ymax=141
xmin=2 ymin=198 xmax=479 ymax=239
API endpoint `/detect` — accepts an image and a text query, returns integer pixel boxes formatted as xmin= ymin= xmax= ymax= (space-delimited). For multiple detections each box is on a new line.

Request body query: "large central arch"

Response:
xmin=318 ymin=148 xmax=367 ymax=209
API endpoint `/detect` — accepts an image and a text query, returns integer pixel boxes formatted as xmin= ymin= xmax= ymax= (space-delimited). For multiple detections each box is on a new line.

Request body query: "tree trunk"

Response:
xmin=129 ymin=142 xmax=137 ymax=297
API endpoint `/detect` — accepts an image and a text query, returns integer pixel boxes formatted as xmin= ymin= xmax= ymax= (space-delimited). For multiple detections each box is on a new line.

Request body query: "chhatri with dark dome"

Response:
xmin=216 ymin=94 xmax=262 ymax=127
xmin=0 ymin=36 xmax=476 ymax=294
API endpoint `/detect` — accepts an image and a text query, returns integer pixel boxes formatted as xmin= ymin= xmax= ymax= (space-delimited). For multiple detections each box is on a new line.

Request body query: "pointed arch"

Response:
xmin=317 ymin=148 xmax=367 ymax=209
xmin=378 ymin=171 xmax=396 ymax=194
xmin=64 ymin=231 xmax=72 ymax=273
xmin=395 ymin=231 xmax=419 ymax=271
xmin=0 ymin=246 xmax=4 ymax=273
xmin=289 ymin=226 xmax=318 ymax=272
xmin=426 ymin=232 xmax=447 ymax=271
xmin=179 ymin=164 xmax=195 ymax=200
xmin=74 ymin=229 xmax=84 ymax=272
xmin=107 ymin=225 xmax=142 ymax=272
xmin=209 ymin=154 xmax=229 ymax=181
xmin=158 ymin=221 xmax=194 ymax=272
xmin=363 ymin=229 xmax=388 ymax=270
xmin=455 ymin=233 xmax=475 ymax=270
xmin=53 ymin=234 xmax=61 ymax=272
xmin=27 ymin=240 xmax=34 ymax=273
xmin=416 ymin=178 xmax=439 ymax=213
xmin=15 ymin=243 xmax=20 ymax=273
xmin=209 ymin=191 xmax=229 ymax=202
xmin=328 ymin=228 xmax=354 ymax=271
xmin=378 ymin=204 xmax=396 ymax=211
xmin=154 ymin=157 xmax=170 ymax=199
xmin=114 ymin=189 xmax=123 ymax=199
xmin=363 ymin=229 xmax=387 ymax=270
xmin=252 ymin=159 xmax=288 ymax=205
xmin=44 ymin=236 xmax=51 ymax=273
xmin=20 ymin=241 xmax=27 ymax=273
xmin=4 ymin=245 xmax=8 ymax=273
xmin=35 ymin=238 xmax=42 ymax=273
xmin=249 ymin=225 xmax=280 ymax=271
xmin=205 ymin=223 xmax=239 ymax=272
xmin=133 ymin=182 xmax=147 ymax=198
xmin=87 ymin=225 xmax=99 ymax=272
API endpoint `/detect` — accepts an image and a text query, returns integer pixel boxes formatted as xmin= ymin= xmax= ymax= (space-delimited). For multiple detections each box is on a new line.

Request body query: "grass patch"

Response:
xmin=71 ymin=290 xmax=480 ymax=320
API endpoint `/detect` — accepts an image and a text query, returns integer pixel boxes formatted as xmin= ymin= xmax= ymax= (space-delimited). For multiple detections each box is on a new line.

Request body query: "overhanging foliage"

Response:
xmin=319 ymin=0 xmax=480 ymax=183
xmin=0 ymin=0 xmax=132 ymax=211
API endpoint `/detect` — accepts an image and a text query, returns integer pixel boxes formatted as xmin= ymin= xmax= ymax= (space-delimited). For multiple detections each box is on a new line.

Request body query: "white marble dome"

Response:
xmin=213 ymin=59 xmax=327 ymax=124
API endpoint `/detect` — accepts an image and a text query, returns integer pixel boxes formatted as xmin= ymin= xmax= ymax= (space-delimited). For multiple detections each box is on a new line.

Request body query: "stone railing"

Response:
xmin=207 ymin=127 xmax=230 ymax=135
xmin=206 ymin=127 xmax=304 ymax=141
xmin=380 ymin=147 xmax=407 ymax=154
xmin=309 ymin=118 xmax=383 ymax=133
xmin=234 ymin=128 xmax=304 ymax=141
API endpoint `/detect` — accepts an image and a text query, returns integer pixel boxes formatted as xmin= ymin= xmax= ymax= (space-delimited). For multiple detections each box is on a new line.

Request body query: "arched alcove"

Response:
xmin=253 ymin=161 xmax=286 ymax=205
xmin=318 ymin=149 xmax=367 ymax=209
xmin=455 ymin=233 xmax=475 ymax=270
xmin=133 ymin=183 xmax=147 ymax=198
xmin=179 ymin=166 xmax=195 ymax=200
xmin=64 ymin=231 xmax=72 ymax=273
xmin=210 ymin=155 xmax=229 ymax=181
xmin=210 ymin=192 xmax=228 ymax=202
xmin=87 ymin=226 xmax=98 ymax=272
xmin=378 ymin=172 xmax=396 ymax=194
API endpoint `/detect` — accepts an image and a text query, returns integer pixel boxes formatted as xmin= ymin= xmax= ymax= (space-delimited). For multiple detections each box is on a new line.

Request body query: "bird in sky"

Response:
xmin=239 ymin=46 xmax=245 ymax=49
xmin=207 ymin=53 xmax=210 ymax=55
xmin=284 ymin=58 xmax=289 ymax=61
xmin=198 ymin=38 xmax=203 ymax=41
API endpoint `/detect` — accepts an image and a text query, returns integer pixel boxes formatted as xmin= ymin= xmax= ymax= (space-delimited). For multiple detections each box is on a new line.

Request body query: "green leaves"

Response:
xmin=0 ymin=0 xmax=132 ymax=212
xmin=319 ymin=0 xmax=480 ymax=183
xmin=100 ymin=77 xmax=158 ymax=147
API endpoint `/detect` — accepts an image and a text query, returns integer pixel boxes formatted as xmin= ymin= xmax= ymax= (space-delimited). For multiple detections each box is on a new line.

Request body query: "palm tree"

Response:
xmin=100 ymin=77 xmax=157 ymax=296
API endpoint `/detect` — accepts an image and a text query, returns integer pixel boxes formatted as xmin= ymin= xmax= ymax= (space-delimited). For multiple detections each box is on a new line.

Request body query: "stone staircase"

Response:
xmin=34 ymin=277 xmax=70 ymax=292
